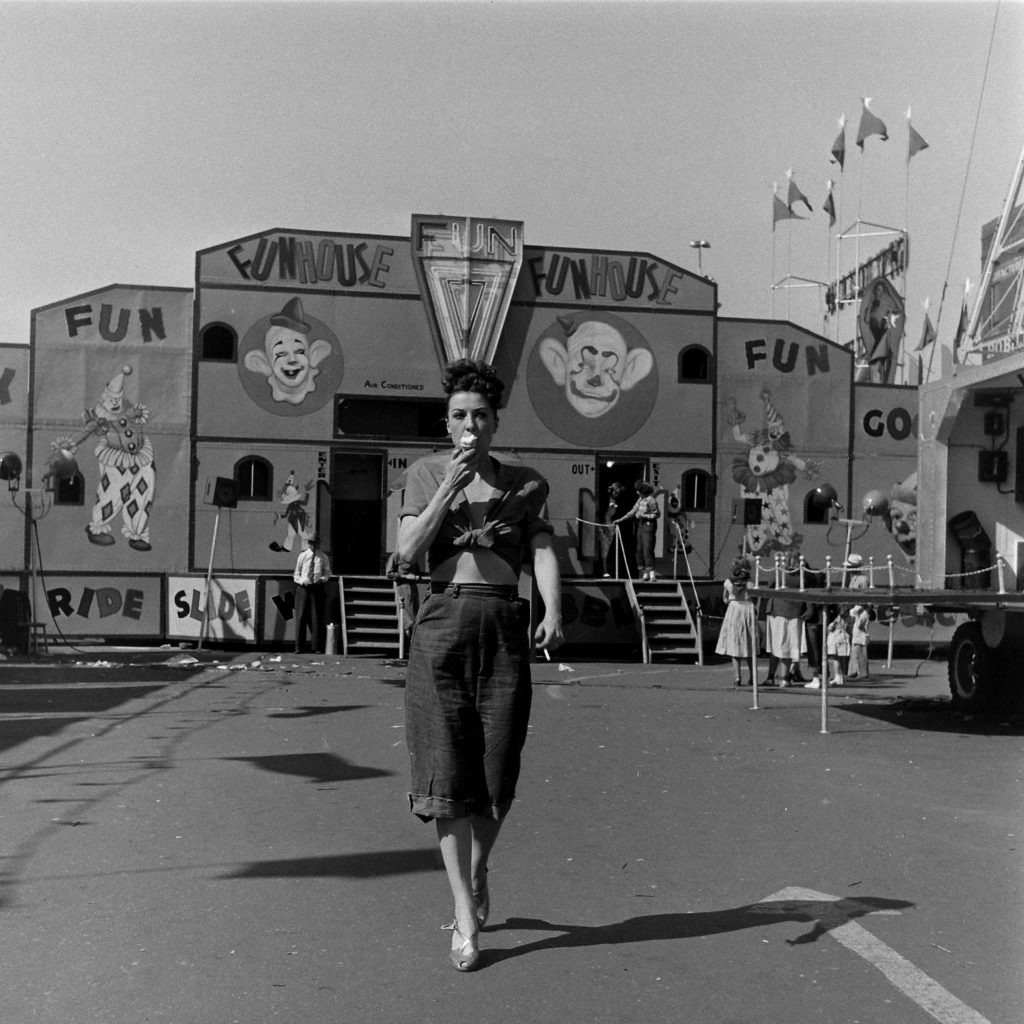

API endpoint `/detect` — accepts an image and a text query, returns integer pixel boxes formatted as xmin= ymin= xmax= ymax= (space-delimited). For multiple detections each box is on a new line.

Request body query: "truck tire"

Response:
xmin=948 ymin=622 xmax=996 ymax=711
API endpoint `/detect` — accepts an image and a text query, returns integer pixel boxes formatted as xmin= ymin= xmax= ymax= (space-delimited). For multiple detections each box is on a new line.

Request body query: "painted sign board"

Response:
xmin=260 ymin=575 xmax=341 ymax=644
xmin=35 ymin=574 xmax=163 ymax=637
xmin=29 ymin=286 xmax=194 ymax=574
xmin=411 ymin=214 xmax=524 ymax=369
xmin=167 ymin=575 xmax=257 ymax=642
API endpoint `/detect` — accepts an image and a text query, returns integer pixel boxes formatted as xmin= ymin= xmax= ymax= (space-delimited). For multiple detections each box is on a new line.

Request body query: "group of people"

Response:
xmin=715 ymin=550 xmax=873 ymax=689
xmin=597 ymin=480 xmax=663 ymax=580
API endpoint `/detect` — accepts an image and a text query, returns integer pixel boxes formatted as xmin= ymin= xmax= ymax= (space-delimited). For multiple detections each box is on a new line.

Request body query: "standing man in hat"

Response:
xmin=293 ymin=533 xmax=331 ymax=653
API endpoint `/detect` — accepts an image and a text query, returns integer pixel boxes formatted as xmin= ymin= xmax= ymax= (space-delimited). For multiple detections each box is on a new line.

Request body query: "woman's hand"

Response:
xmin=534 ymin=612 xmax=564 ymax=652
xmin=440 ymin=446 xmax=478 ymax=494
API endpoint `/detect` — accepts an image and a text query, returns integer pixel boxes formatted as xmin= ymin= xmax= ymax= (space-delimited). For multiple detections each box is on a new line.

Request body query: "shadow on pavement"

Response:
xmin=267 ymin=704 xmax=370 ymax=718
xmin=223 ymin=752 xmax=394 ymax=783
xmin=222 ymin=847 xmax=440 ymax=879
xmin=843 ymin=698 xmax=1024 ymax=736
xmin=483 ymin=894 xmax=914 ymax=965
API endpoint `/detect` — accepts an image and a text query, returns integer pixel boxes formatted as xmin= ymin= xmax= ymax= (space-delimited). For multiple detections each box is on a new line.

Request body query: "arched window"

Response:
xmin=677 ymin=344 xmax=711 ymax=382
xmin=201 ymin=322 xmax=237 ymax=361
xmin=235 ymin=456 xmax=272 ymax=501
xmin=52 ymin=472 xmax=85 ymax=506
xmin=804 ymin=490 xmax=829 ymax=524
xmin=681 ymin=469 xmax=713 ymax=511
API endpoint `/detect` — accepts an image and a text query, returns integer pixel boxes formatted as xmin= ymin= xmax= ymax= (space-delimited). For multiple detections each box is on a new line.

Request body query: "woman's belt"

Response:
xmin=429 ymin=582 xmax=519 ymax=600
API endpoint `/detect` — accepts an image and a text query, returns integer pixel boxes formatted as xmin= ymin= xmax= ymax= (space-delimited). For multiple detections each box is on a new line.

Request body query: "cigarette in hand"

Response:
xmin=542 ymin=648 xmax=551 ymax=661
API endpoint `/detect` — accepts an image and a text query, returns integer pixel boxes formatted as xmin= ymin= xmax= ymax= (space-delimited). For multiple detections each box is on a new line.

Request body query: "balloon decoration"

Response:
xmin=810 ymin=482 xmax=839 ymax=509
xmin=862 ymin=489 xmax=889 ymax=516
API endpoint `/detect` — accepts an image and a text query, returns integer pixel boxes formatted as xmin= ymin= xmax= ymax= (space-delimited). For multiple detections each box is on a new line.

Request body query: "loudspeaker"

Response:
xmin=978 ymin=450 xmax=1008 ymax=483
xmin=743 ymin=498 xmax=762 ymax=525
xmin=208 ymin=476 xmax=238 ymax=508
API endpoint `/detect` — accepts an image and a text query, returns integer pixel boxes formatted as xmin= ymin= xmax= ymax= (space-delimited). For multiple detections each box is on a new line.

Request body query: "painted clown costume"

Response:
xmin=725 ymin=389 xmax=818 ymax=556
xmin=56 ymin=366 xmax=156 ymax=551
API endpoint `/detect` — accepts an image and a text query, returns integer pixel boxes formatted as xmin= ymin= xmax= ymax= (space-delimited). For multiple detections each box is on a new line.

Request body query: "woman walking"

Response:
xmin=397 ymin=359 xmax=563 ymax=972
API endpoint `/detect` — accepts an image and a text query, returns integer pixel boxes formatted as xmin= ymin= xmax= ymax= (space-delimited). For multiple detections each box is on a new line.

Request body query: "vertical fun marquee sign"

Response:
xmin=411 ymin=215 xmax=524 ymax=370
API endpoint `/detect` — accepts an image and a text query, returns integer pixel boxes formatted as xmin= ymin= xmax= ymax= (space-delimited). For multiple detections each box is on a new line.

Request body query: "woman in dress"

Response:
xmin=397 ymin=359 xmax=563 ymax=972
xmin=715 ymin=555 xmax=759 ymax=685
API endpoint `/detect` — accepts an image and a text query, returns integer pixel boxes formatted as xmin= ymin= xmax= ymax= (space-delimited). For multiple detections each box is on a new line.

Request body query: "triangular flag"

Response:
xmin=952 ymin=288 xmax=969 ymax=363
xmin=907 ymin=109 xmax=929 ymax=162
xmin=823 ymin=180 xmax=836 ymax=228
xmin=830 ymin=116 xmax=846 ymax=170
xmin=773 ymin=189 xmax=805 ymax=229
xmin=856 ymin=98 xmax=888 ymax=149
xmin=915 ymin=309 xmax=936 ymax=352
xmin=786 ymin=171 xmax=813 ymax=213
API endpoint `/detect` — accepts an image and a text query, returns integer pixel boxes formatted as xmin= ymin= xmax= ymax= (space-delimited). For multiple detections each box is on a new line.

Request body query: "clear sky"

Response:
xmin=1 ymin=0 xmax=1021 ymax=373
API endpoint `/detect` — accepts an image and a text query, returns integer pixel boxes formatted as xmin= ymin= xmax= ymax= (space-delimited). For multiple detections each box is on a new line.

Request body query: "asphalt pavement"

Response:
xmin=0 ymin=645 xmax=1020 ymax=1024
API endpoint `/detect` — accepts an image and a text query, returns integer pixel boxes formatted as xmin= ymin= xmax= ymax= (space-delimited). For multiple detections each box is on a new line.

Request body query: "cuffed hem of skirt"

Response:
xmin=408 ymin=793 xmax=513 ymax=823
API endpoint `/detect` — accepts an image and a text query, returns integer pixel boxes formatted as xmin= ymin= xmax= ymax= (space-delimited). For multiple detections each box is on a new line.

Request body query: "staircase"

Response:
xmin=626 ymin=579 xmax=703 ymax=663
xmin=340 ymin=576 xmax=401 ymax=656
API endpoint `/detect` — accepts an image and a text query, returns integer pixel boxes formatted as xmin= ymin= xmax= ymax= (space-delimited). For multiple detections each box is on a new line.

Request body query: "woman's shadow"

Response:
xmin=481 ymin=892 xmax=913 ymax=966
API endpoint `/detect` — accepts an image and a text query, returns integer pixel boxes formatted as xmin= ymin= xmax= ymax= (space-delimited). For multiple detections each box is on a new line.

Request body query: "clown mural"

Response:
xmin=243 ymin=297 xmax=333 ymax=406
xmin=884 ymin=472 xmax=917 ymax=563
xmin=268 ymin=471 xmax=315 ymax=553
xmin=51 ymin=365 xmax=156 ymax=551
xmin=724 ymin=388 xmax=819 ymax=556
xmin=527 ymin=312 xmax=659 ymax=447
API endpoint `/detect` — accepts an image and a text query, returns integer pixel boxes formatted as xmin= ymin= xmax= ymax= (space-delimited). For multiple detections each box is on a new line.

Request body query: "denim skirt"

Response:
xmin=405 ymin=584 xmax=533 ymax=822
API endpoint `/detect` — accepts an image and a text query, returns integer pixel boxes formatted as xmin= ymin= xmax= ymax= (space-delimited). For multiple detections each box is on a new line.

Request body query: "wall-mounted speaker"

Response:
xmin=207 ymin=476 xmax=238 ymax=508
xmin=978 ymin=450 xmax=1008 ymax=483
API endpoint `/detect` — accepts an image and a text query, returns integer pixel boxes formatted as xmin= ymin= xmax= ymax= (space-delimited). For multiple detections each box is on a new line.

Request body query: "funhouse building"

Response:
xmin=0 ymin=215 xmax=929 ymax=655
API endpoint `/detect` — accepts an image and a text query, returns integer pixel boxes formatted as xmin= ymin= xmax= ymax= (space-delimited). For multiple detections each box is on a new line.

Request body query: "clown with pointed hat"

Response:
xmin=54 ymin=364 xmax=157 ymax=551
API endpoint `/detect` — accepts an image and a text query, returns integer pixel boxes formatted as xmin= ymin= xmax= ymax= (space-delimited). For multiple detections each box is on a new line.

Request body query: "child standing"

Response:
xmin=715 ymin=556 xmax=760 ymax=686
xmin=824 ymin=607 xmax=851 ymax=686
xmin=848 ymin=604 xmax=872 ymax=681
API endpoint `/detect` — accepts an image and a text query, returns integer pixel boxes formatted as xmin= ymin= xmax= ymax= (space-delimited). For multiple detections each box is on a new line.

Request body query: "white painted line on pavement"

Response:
xmin=761 ymin=887 xmax=990 ymax=1024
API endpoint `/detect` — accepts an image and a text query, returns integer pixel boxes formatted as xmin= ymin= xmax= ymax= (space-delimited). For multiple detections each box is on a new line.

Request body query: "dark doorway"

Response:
xmin=594 ymin=458 xmax=648 ymax=578
xmin=329 ymin=452 xmax=384 ymax=574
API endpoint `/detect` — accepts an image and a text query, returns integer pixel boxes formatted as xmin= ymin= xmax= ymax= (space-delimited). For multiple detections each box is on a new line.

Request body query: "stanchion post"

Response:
xmin=998 ymin=554 xmax=1006 ymax=594
xmin=887 ymin=554 xmax=894 ymax=589
xmin=799 ymin=555 xmax=806 ymax=591
xmin=824 ymin=555 xmax=833 ymax=592
xmin=820 ymin=602 xmax=829 ymax=734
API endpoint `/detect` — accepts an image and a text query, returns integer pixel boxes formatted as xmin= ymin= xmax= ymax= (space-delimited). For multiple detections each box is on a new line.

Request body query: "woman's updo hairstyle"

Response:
xmin=442 ymin=359 xmax=505 ymax=412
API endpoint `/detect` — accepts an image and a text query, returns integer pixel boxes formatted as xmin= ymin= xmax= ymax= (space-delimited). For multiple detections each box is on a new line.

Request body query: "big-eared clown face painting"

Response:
xmin=526 ymin=311 xmax=658 ymax=447
xmin=539 ymin=316 xmax=653 ymax=419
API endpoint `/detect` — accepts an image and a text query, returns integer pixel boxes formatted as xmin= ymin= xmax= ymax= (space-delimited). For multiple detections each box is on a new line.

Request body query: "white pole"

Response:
xmin=197 ymin=510 xmax=221 ymax=651
xmin=820 ymin=603 xmax=829 ymax=734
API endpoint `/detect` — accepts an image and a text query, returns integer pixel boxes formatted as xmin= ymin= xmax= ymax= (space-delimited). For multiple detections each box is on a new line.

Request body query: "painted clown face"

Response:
xmin=748 ymin=443 xmax=781 ymax=476
xmin=100 ymin=392 xmax=124 ymax=415
xmin=268 ymin=327 xmax=314 ymax=389
xmin=539 ymin=320 xmax=653 ymax=419
xmin=244 ymin=323 xmax=333 ymax=405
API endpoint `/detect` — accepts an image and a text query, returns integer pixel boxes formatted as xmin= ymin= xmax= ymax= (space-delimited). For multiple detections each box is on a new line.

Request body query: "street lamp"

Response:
xmin=689 ymin=239 xmax=710 ymax=275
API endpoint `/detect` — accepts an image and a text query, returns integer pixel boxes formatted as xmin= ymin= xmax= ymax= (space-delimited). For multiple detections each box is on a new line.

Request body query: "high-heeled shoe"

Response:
xmin=473 ymin=870 xmax=490 ymax=928
xmin=449 ymin=924 xmax=480 ymax=972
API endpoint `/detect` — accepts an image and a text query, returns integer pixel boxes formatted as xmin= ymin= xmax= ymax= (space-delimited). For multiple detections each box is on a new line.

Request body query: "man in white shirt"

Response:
xmin=292 ymin=534 xmax=331 ymax=653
